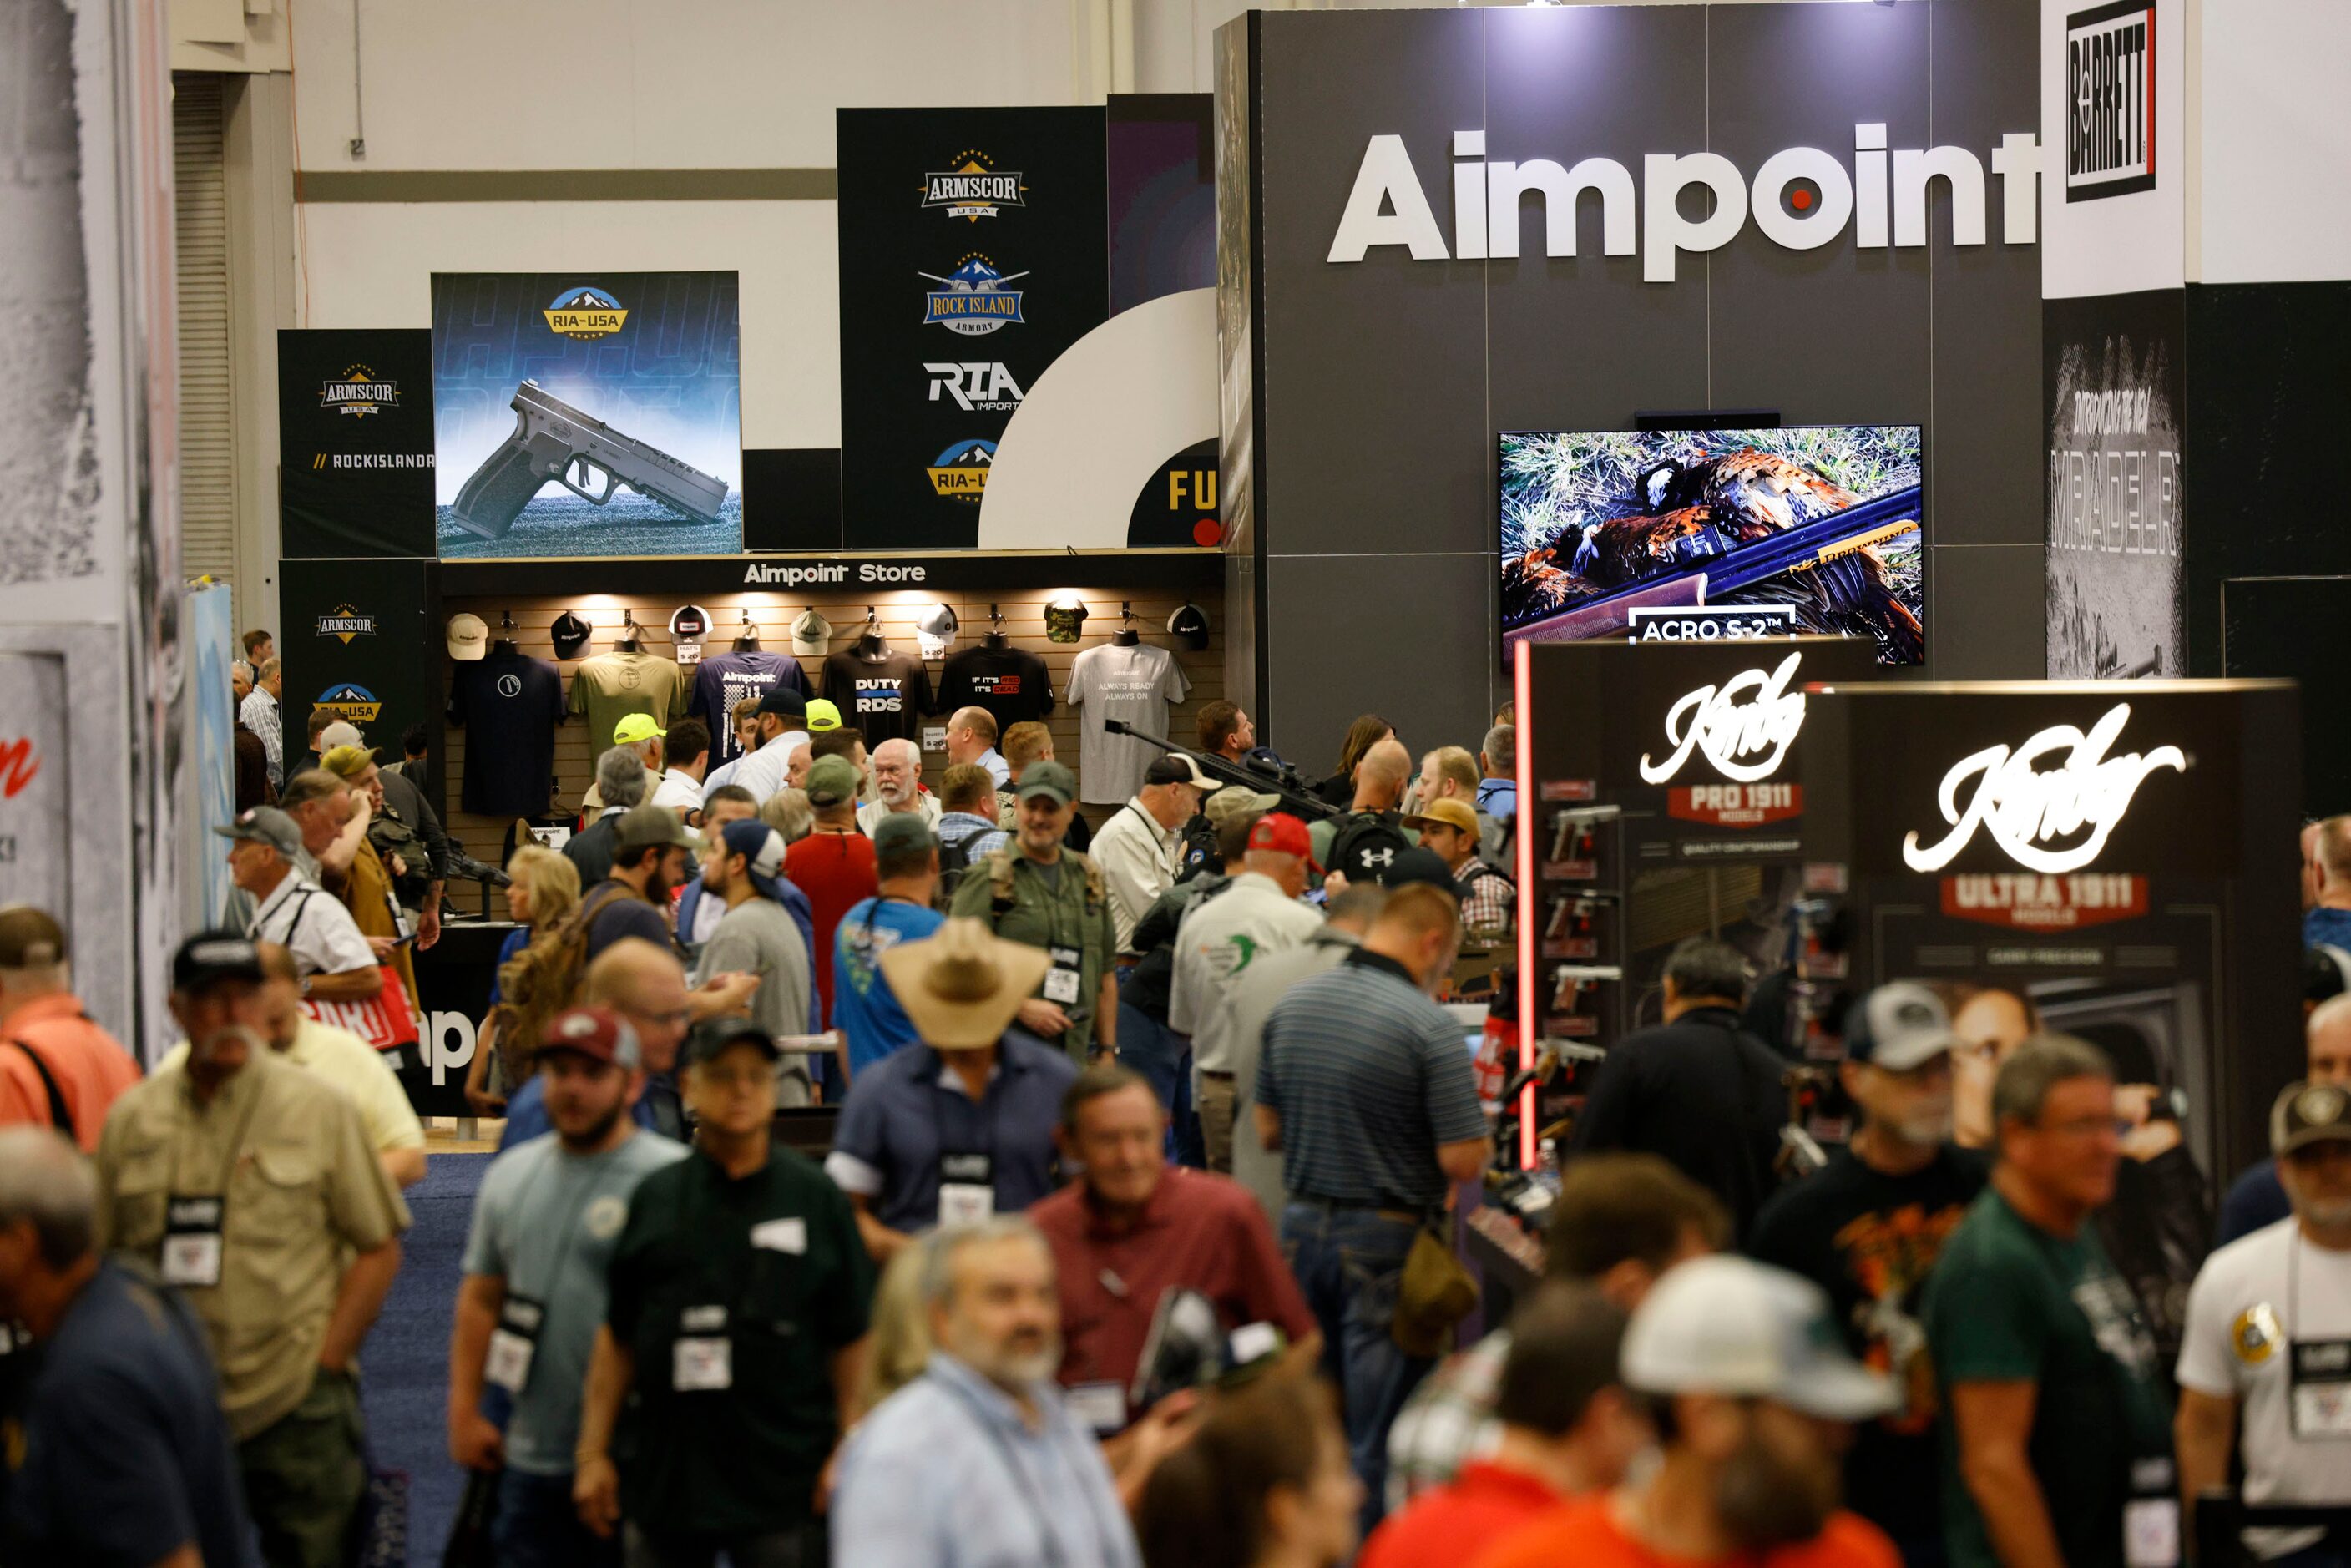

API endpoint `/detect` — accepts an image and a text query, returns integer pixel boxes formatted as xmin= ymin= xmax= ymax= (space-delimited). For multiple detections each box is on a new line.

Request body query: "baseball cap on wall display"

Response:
xmin=670 ymin=605 xmax=710 ymax=664
xmin=1166 ymin=603 xmax=1210 ymax=650
xmin=916 ymin=602 xmax=959 ymax=659
xmin=1044 ymin=594 xmax=1090 ymax=645
xmin=447 ymin=613 xmax=488 ymax=661
xmin=791 ymin=609 xmax=833 ymax=656
xmin=551 ymin=611 xmax=594 ymax=659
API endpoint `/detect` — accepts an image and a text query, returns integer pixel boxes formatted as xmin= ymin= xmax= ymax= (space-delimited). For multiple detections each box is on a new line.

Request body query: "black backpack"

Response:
xmin=1327 ymin=810 xmax=1413 ymax=885
xmin=937 ymin=832 xmax=978 ymax=901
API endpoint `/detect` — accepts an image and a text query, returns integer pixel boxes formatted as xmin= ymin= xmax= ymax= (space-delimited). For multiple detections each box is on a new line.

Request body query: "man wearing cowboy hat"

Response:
xmin=824 ymin=919 xmax=1079 ymax=1262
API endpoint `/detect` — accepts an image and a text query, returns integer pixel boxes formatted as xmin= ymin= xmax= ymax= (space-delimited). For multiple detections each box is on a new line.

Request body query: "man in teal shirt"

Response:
xmin=1924 ymin=1034 xmax=2174 ymax=1568
xmin=834 ymin=814 xmax=946 ymax=1080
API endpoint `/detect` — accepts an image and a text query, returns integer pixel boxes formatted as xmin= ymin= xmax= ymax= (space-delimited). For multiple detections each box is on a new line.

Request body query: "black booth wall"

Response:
xmin=1216 ymin=0 xmax=2042 ymax=762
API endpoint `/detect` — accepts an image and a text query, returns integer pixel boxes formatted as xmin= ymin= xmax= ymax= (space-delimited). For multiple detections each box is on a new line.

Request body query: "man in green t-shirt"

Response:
xmin=1924 ymin=1034 xmax=2175 ymax=1568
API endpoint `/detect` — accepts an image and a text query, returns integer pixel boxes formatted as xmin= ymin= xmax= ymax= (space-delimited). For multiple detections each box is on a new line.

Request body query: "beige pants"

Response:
xmin=1197 ymin=1072 xmax=1237 ymax=1174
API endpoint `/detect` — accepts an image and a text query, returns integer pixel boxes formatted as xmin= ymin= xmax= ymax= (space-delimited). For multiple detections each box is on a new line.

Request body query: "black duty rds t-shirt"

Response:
xmin=937 ymin=643 xmax=1055 ymax=732
xmin=449 ymin=647 xmax=566 ymax=816
xmin=822 ymin=649 xmax=935 ymax=746
xmin=1747 ymin=1143 xmax=1991 ymax=1558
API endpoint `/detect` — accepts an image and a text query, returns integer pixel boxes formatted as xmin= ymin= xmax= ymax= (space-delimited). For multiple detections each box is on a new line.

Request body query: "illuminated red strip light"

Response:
xmin=1514 ymin=641 xmax=1537 ymax=1171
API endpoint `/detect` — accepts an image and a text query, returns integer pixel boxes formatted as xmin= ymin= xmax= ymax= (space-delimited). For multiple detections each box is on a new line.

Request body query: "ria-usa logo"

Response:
xmin=318 ymin=365 xmax=397 ymax=417
xmin=921 ymin=256 xmax=1028 ymax=336
xmin=2065 ymin=1 xmax=2156 ymax=201
xmin=316 ymin=604 xmax=377 ymax=645
xmin=543 ymin=286 xmax=629 ymax=340
xmin=922 ymin=152 xmax=1025 ymax=220
xmin=928 ymin=438 xmax=996 ymax=502
xmin=314 ymin=683 xmax=384 ymax=724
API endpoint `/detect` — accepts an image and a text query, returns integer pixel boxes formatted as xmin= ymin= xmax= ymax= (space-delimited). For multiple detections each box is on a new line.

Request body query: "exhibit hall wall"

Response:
xmin=1220 ymin=0 xmax=2043 ymax=757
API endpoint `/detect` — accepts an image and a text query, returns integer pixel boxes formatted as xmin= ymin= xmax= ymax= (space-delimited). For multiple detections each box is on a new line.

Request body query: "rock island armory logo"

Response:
xmin=2065 ymin=2 xmax=2156 ymax=202
xmin=921 ymin=152 xmax=1025 ymax=220
xmin=317 ymin=364 xmax=398 ymax=417
xmin=928 ymin=439 xmax=996 ymax=502
xmin=926 ymin=362 xmax=1026 ymax=412
xmin=315 ymin=683 xmax=383 ymax=724
xmin=921 ymin=256 xmax=1028 ymax=336
xmin=315 ymin=603 xmax=377 ymax=645
xmin=542 ymin=286 xmax=629 ymax=340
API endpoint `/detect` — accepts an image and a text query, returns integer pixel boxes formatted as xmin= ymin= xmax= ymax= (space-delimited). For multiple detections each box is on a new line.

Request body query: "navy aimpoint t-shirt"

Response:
xmin=690 ymin=650 xmax=811 ymax=765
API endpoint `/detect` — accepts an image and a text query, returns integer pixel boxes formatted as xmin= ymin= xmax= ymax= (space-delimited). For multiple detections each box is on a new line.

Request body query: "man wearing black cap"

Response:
xmin=719 ymin=686 xmax=811 ymax=807
xmin=1090 ymin=755 xmax=1212 ymax=955
xmin=452 ymin=1006 xmax=686 ymax=1568
xmin=949 ymin=761 xmax=1120 ymax=1064
xmin=1749 ymin=983 xmax=1990 ymax=1568
xmin=575 ymin=1018 xmax=874 ymax=1565
xmin=94 ymin=933 xmax=411 ymax=1567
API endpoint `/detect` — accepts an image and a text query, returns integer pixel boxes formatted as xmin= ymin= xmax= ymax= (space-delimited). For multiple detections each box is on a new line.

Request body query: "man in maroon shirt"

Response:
xmin=1030 ymin=1064 xmax=1318 ymax=1436
xmin=784 ymin=754 xmax=879 ymax=1029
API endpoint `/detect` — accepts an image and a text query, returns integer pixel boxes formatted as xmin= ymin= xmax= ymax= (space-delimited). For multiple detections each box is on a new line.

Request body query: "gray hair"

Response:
xmin=255 ymin=657 xmax=281 ymax=682
xmin=0 ymin=1128 xmax=96 ymax=1268
xmin=920 ymin=1216 xmax=1051 ymax=1311
xmin=1484 ymin=723 xmax=1516 ymax=773
xmin=1662 ymin=937 xmax=1749 ymax=1006
xmin=1992 ymin=1034 xmax=2114 ymax=1129
xmin=759 ymin=787 xmax=814 ymax=844
xmin=596 ymin=746 xmax=650 ymax=810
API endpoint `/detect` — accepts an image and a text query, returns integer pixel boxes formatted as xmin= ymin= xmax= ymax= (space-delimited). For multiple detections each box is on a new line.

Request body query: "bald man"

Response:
xmin=1311 ymin=737 xmax=1418 ymax=882
xmin=944 ymin=706 xmax=1009 ymax=789
xmin=857 ymin=737 xmax=943 ymax=836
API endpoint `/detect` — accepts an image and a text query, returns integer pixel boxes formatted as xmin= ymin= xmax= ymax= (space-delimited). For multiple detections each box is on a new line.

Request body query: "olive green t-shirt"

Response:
xmin=1922 ymin=1186 xmax=2172 ymax=1568
xmin=566 ymin=650 xmax=688 ymax=751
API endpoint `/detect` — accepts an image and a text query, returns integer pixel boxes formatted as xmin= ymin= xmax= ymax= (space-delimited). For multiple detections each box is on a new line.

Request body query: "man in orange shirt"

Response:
xmin=1363 ymin=1283 xmax=1645 ymax=1568
xmin=0 ymin=906 xmax=140 ymax=1151
xmin=1474 ymin=1255 xmax=1901 ymax=1568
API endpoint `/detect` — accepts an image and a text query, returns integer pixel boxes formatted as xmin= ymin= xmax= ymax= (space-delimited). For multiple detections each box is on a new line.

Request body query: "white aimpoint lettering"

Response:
xmin=1990 ymin=132 xmax=2042 ymax=244
xmin=1642 ymin=153 xmax=1748 ymax=284
xmin=1453 ymin=130 xmax=1488 ymax=260
xmin=1750 ymin=147 xmax=1854 ymax=251
xmin=1900 ymin=704 xmax=2187 ymax=874
xmin=1854 ymin=123 xmax=1889 ymax=249
xmin=1485 ymin=158 xmax=1636 ymax=260
xmin=1327 ymin=134 xmax=1449 ymax=263
xmin=1638 ymin=651 xmax=1807 ymax=785
xmin=1893 ymin=144 xmax=1987 ymax=247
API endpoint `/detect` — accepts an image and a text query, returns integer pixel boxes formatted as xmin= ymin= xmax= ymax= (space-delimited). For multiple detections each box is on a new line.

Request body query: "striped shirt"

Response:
xmin=1255 ymin=950 xmax=1487 ymax=1211
xmin=239 ymin=689 xmax=283 ymax=787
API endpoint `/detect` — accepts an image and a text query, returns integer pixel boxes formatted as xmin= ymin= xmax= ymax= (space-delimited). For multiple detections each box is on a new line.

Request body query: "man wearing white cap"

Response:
xmin=1474 ymin=1255 xmax=1900 ymax=1568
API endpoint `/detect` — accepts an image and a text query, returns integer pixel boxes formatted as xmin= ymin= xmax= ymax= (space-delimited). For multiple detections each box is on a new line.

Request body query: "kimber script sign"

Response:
xmin=1639 ymin=652 xmax=1808 ymax=786
xmin=1327 ymin=125 xmax=2042 ymax=282
xmin=1900 ymin=704 xmax=2186 ymax=874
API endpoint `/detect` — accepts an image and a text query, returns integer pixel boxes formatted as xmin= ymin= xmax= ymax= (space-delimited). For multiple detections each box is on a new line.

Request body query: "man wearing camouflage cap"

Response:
xmin=949 ymin=761 xmax=1119 ymax=1065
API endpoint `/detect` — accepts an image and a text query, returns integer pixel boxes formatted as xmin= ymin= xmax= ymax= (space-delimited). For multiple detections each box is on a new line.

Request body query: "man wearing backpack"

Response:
xmin=935 ymin=763 xmax=1004 ymax=894
xmin=1404 ymin=798 xmax=1514 ymax=943
xmin=0 ymin=906 xmax=140 ymax=1152
xmin=1312 ymin=737 xmax=1417 ymax=888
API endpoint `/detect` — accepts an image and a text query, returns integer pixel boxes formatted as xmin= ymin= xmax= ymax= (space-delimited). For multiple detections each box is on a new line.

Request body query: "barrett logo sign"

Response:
xmin=1638 ymin=650 xmax=1808 ymax=785
xmin=1327 ymin=124 xmax=2041 ymax=282
xmin=2065 ymin=1 xmax=2156 ymax=202
xmin=1899 ymin=704 xmax=2186 ymax=874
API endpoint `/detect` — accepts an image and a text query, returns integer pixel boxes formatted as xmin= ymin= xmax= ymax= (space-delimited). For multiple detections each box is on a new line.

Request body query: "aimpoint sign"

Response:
xmin=1326 ymin=124 xmax=2042 ymax=282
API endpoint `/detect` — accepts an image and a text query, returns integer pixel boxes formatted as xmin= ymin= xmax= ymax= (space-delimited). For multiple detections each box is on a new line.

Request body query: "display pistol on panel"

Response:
xmin=1543 ymin=804 xmax=1620 ymax=883
xmin=451 ymin=381 xmax=731 ymax=539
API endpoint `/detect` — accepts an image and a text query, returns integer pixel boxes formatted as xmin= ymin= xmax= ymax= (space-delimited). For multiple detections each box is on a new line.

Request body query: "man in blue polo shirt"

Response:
xmin=826 ymin=918 xmax=1077 ymax=1262
xmin=834 ymin=814 xmax=947 ymax=1082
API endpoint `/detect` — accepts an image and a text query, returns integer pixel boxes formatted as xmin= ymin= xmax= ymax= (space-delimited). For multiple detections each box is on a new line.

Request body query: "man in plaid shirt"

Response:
xmin=1383 ymin=1154 xmax=1723 ymax=1511
xmin=240 ymin=657 xmax=286 ymax=789
xmin=1401 ymin=799 xmax=1514 ymax=942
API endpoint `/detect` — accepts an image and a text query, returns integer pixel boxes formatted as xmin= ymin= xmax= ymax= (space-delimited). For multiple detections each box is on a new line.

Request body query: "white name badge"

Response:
xmin=161 ymin=1196 xmax=225 ymax=1289
xmin=939 ymin=1182 xmax=995 ymax=1227
xmin=674 ymin=1337 xmax=733 ymax=1393
xmin=752 ymin=1217 xmax=807 ymax=1255
xmin=2123 ymin=1499 xmax=2179 ymax=1568
xmin=1068 ymin=1382 xmax=1126 ymax=1434
xmin=484 ymin=1296 xmax=545 ymax=1394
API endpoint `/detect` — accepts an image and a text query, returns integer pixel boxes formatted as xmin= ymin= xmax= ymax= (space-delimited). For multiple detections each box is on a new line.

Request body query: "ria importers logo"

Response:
xmin=926 ymin=362 xmax=1026 ymax=412
xmin=316 ymin=604 xmax=377 ymax=645
xmin=1638 ymin=651 xmax=1808 ymax=785
xmin=1899 ymin=704 xmax=2186 ymax=874
xmin=314 ymin=683 xmax=384 ymax=725
xmin=922 ymin=152 xmax=1025 ymax=220
xmin=928 ymin=439 xmax=996 ymax=502
xmin=543 ymin=286 xmax=629 ymax=340
xmin=921 ymin=256 xmax=1028 ymax=336
xmin=318 ymin=365 xmax=398 ymax=417
xmin=2065 ymin=1 xmax=2156 ymax=202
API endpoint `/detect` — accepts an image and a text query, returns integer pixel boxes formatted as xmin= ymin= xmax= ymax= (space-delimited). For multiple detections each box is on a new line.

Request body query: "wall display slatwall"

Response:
xmin=435 ymin=588 xmax=1222 ymax=868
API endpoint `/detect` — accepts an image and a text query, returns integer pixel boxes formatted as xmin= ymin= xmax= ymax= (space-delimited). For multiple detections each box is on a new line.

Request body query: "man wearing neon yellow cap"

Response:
xmin=609 ymin=712 xmax=703 ymax=819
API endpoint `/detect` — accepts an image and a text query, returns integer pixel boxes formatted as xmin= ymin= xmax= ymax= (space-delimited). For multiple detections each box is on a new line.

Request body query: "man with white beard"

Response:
xmin=1747 ymin=982 xmax=1990 ymax=1568
xmin=832 ymin=1217 xmax=1142 ymax=1568
xmin=857 ymin=737 xmax=943 ymax=836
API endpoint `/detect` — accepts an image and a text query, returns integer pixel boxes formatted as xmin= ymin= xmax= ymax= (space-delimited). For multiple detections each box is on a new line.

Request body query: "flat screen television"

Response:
xmin=1499 ymin=424 xmax=1924 ymax=665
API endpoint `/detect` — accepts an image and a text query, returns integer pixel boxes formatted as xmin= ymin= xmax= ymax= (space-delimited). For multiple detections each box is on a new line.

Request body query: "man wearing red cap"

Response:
xmin=1169 ymin=812 xmax=1323 ymax=1172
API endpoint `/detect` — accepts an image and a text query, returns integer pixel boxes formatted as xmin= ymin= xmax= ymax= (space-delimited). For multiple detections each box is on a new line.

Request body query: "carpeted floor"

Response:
xmin=361 ymin=1151 xmax=490 ymax=1555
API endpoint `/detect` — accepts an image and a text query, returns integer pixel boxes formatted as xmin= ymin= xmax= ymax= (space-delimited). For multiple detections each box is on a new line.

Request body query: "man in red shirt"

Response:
xmin=1363 ymin=1283 xmax=1642 ymax=1568
xmin=1030 ymin=1064 xmax=1318 ymax=1436
xmin=0 ymin=906 xmax=141 ymax=1151
xmin=785 ymin=754 xmax=879 ymax=1030
xmin=1474 ymin=1255 xmax=1902 ymax=1568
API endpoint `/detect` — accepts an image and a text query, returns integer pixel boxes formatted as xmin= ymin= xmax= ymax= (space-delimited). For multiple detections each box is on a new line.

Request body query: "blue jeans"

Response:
xmin=493 ymin=1468 xmax=619 ymax=1568
xmin=1116 ymin=996 xmax=1204 ymax=1168
xmin=1280 ymin=1202 xmax=1429 ymax=1535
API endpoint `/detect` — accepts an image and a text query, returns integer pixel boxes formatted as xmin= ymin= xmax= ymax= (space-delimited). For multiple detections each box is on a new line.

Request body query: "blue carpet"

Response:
xmin=361 ymin=1151 xmax=489 ymax=1556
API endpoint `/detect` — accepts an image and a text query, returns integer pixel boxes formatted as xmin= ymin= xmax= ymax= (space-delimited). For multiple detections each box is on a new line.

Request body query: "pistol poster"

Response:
xmin=430 ymin=271 xmax=742 ymax=559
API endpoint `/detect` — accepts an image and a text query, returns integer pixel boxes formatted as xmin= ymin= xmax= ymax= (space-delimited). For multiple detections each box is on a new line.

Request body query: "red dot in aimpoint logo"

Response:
xmin=1191 ymin=518 xmax=1223 ymax=547
xmin=1791 ymin=187 xmax=1814 ymax=211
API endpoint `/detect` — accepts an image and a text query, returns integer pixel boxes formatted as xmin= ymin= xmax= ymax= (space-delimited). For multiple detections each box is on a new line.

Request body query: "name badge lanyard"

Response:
xmin=484 ymin=1154 xmax=608 ymax=1395
xmin=161 ymin=1077 xmax=270 ymax=1289
xmin=1033 ymin=862 xmax=1087 ymax=1009
xmin=2287 ymin=1232 xmax=2351 ymax=1441
xmin=930 ymin=1065 xmax=1000 ymax=1226
xmin=941 ymin=1379 xmax=1123 ymax=1568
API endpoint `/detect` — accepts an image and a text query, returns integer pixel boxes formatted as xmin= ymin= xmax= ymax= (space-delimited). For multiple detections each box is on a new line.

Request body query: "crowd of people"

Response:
xmin=0 ymin=629 xmax=2343 ymax=1568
